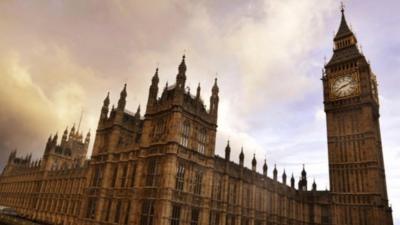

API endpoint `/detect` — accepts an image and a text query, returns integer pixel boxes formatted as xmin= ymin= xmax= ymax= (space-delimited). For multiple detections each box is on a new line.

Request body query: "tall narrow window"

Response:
xmin=111 ymin=166 xmax=118 ymax=187
xmin=171 ymin=205 xmax=181 ymax=225
xmin=124 ymin=202 xmax=131 ymax=225
xmin=104 ymin=199 xmax=112 ymax=221
xmin=140 ymin=200 xmax=154 ymax=225
xmin=190 ymin=208 xmax=200 ymax=225
xmin=176 ymin=164 xmax=185 ymax=191
xmin=120 ymin=164 xmax=128 ymax=188
xmin=209 ymin=211 xmax=220 ymax=225
xmin=114 ymin=200 xmax=122 ymax=223
xmin=153 ymin=119 xmax=166 ymax=141
xmin=146 ymin=159 xmax=157 ymax=187
xmin=86 ymin=198 xmax=97 ymax=219
xmin=130 ymin=161 xmax=136 ymax=187
xmin=193 ymin=172 xmax=202 ymax=195
xmin=180 ymin=122 xmax=190 ymax=147
xmin=197 ymin=128 xmax=207 ymax=154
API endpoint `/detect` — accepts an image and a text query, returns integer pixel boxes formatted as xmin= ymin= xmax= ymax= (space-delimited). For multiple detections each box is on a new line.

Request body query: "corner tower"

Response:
xmin=322 ymin=6 xmax=393 ymax=225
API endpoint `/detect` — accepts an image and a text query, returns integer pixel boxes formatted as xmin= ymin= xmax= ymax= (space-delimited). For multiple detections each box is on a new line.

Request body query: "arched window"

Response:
xmin=180 ymin=121 xmax=190 ymax=148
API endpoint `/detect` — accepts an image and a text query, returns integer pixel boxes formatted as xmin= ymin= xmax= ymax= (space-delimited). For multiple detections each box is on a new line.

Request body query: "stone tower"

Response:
xmin=322 ymin=6 xmax=393 ymax=225
xmin=138 ymin=55 xmax=218 ymax=225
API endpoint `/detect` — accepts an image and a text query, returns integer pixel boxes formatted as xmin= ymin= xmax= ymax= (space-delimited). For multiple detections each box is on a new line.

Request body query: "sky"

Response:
xmin=0 ymin=0 xmax=399 ymax=223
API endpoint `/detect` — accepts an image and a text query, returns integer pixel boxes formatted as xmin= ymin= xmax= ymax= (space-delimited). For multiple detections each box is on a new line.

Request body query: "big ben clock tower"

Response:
xmin=323 ymin=6 xmax=393 ymax=225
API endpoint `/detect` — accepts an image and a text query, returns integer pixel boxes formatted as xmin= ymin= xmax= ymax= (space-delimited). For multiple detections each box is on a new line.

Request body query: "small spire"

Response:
xmin=302 ymin=164 xmax=307 ymax=177
xmin=118 ymin=83 xmax=127 ymax=110
xmin=152 ymin=68 xmax=159 ymax=84
xmin=196 ymin=83 xmax=201 ymax=98
xmin=121 ymin=83 xmax=127 ymax=95
xmin=252 ymin=154 xmax=257 ymax=167
xmin=225 ymin=140 xmax=231 ymax=160
xmin=212 ymin=78 xmax=219 ymax=94
xmin=63 ymin=127 xmax=68 ymax=135
xmin=282 ymin=169 xmax=287 ymax=184
xmin=135 ymin=105 xmax=141 ymax=117
xmin=239 ymin=146 xmax=244 ymax=165
xmin=312 ymin=179 xmax=317 ymax=191
xmin=334 ymin=2 xmax=353 ymax=41
xmin=263 ymin=158 xmax=268 ymax=173
xmin=71 ymin=123 xmax=76 ymax=135
xmin=178 ymin=55 xmax=186 ymax=73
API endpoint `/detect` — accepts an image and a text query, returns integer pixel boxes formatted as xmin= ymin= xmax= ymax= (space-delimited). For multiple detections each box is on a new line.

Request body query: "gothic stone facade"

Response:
xmin=0 ymin=9 xmax=393 ymax=225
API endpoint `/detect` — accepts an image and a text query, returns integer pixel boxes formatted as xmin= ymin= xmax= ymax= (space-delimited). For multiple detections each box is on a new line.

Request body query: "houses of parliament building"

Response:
xmin=0 ymin=7 xmax=394 ymax=225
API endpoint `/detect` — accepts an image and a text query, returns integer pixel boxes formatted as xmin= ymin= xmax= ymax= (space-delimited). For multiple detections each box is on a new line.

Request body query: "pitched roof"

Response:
xmin=334 ymin=10 xmax=353 ymax=41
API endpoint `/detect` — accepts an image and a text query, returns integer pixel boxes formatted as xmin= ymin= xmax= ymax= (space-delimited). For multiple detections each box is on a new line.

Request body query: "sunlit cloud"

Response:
xmin=0 ymin=0 xmax=399 ymax=223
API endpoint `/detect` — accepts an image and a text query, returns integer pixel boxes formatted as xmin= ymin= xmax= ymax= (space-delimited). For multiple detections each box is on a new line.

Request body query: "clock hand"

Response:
xmin=337 ymin=83 xmax=350 ymax=91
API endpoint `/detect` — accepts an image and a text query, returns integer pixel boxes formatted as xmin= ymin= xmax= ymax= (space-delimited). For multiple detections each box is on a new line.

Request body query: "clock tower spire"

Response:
xmin=323 ymin=5 xmax=393 ymax=225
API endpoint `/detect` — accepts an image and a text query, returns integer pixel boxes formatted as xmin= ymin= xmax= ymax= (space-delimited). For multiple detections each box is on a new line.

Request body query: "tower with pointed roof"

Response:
xmin=323 ymin=5 xmax=393 ymax=224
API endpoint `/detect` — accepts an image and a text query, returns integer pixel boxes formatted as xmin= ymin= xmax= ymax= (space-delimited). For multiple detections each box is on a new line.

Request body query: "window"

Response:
xmin=190 ymin=208 xmax=200 ymax=225
xmin=180 ymin=122 xmax=190 ymax=147
xmin=140 ymin=200 xmax=154 ymax=225
xmin=104 ymin=199 xmax=112 ymax=221
xmin=120 ymin=164 xmax=128 ymax=188
xmin=86 ymin=198 xmax=97 ymax=219
xmin=197 ymin=128 xmax=207 ymax=154
xmin=124 ymin=202 xmax=131 ymax=225
xmin=171 ymin=205 xmax=181 ymax=225
xmin=176 ymin=164 xmax=185 ymax=191
xmin=227 ymin=215 xmax=235 ymax=225
xmin=228 ymin=182 xmax=236 ymax=204
xmin=111 ymin=166 xmax=118 ymax=187
xmin=114 ymin=200 xmax=122 ymax=223
xmin=153 ymin=119 xmax=166 ymax=140
xmin=146 ymin=159 xmax=157 ymax=186
xmin=209 ymin=211 xmax=220 ymax=225
xmin=130 ymin=161 xmax=136 ymax=187
xmin=193 ymin=172 xmax=202 ymax=195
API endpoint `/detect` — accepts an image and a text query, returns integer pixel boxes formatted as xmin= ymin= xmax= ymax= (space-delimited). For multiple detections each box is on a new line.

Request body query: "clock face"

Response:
xmin=332 ymin=75 xmax=358 ymax=98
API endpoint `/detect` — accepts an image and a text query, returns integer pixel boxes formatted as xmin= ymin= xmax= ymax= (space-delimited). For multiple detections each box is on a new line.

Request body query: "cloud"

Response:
xmin=0 ymin=0 xmax=399 ymax=222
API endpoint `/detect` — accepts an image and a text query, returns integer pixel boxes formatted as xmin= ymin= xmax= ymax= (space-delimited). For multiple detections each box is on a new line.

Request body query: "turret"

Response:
xmin=282 ymin=170 xmax=287 ymax=185
xmin=61 ymin=127 xmax=68 ymax=145
xmin=100 ymin=92 xmax=110 ymax=122
xmin=117 ymin=84 xmax=127 ymax=111
xmin=263 ymin=159 xmax=268 ymax=176
xmin=239 ymin=147 xmax=244 ymax=167
xmin=196 ymin=83 xmax=201 ymax=100
xmin=135 ymin=105 xmax=141 ymax=120
xmin=298 ymin=165 xmax=308 ymax=191
xmin=210 ymin=78 xmax=219 ymax=119
xmin=273 ymin=164 xmax=278 ymax=181
xmin=8 ymin=149 xmax=17 ymax=163
xmin=52 ymin=132 xmax=58 ymax=145
xmin=290 ymin=174 xmax=295 ymax=188
xmin=225 ymin=140 xmax=231 ymax=161
xmin=176 ymin=55 xmax=186 ymax=89
xmin=147 ymin=68 xmax=159 ymax=109
xmin=312 ymin=179 xmax=317 ymax=191
xmin=70 ymin=124 xmax=76 ymax=139
xmin=251 ymin=154 xmax=257 ymax=172
xmin=45 ymin=135 xmax=52 ymax=153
